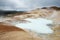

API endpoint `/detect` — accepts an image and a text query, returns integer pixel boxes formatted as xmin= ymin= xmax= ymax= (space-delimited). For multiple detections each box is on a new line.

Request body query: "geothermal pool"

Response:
xmin=15 ymin=18 xmax=53 ymax=34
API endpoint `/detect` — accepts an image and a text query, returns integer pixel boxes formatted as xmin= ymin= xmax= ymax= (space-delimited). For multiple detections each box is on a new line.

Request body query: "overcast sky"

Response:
xmin=0 ymin=0 xmax=60 ymax=11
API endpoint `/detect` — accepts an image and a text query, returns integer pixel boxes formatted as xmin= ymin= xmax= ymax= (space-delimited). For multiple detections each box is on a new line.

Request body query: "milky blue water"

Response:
xmin=15 ymin=18 xmax=53 ymax=34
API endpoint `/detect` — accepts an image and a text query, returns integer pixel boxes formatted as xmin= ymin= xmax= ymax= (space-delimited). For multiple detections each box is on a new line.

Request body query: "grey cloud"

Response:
xmin=0 ymin=0 xmax=60 ymax=11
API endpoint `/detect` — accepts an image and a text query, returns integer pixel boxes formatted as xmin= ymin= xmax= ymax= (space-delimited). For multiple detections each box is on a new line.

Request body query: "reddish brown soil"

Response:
xmin=0 ymin=23 xmax=25 ymax=33
xmin=0 ymin=22 xmax=42 ymax=40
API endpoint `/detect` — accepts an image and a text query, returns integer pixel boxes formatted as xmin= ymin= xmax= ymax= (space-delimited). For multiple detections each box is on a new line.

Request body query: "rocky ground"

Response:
xmin=0 ymin=6 xmax=60 ymax=40
xmin=0 ymin=23 xmax=42 ymax=40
